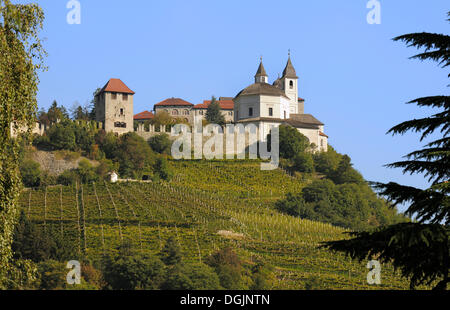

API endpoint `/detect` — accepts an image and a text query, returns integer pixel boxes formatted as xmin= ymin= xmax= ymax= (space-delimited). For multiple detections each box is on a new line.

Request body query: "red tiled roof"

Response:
xmin=100 ymin=78 xmax=135 ymax=94
xmin=298 ymin=97 xmax=305 ymax=102
xmin=134 ymin=110 xmax=154 ymax=120
xmin=319 ymin=131 xmax=328 ymax=138
xmin=193 ymin=99 xmax=234 ymax=110
xmin=154 ymin=98 xmax=194 ymax=107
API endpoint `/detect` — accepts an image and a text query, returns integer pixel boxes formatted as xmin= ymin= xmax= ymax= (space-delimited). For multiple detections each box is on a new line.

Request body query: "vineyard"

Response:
xmin=18 ymin=159 xmax=421 ymax=289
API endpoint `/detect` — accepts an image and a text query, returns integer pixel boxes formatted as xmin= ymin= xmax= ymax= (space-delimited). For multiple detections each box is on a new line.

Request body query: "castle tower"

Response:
xmin=281 ymin=53 xmax=301 ymax=114
xmin=95 ymin=78 xmax=135 ymax=135
xmin=254 ymin=58 xmax=268 ymax=84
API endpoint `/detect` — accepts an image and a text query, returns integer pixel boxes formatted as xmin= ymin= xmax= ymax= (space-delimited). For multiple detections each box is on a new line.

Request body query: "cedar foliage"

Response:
xmin=323 ymin=13 xmax=450 ymax=290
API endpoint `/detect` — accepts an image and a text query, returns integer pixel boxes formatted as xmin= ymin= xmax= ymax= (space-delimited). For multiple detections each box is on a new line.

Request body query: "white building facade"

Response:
xmin=233 ymin=56 xmax=328 ymax=151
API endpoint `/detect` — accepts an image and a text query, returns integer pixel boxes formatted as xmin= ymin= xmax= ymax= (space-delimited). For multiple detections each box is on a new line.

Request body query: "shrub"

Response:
xmin=148 ymin=134 xmax=172 ymax=154
xmin=153 ymin=156 xmax=173 ymax=181
xmin=268 ymin=125 xmax=310 ymax=159
xmin=46 ymin=121 xmax=77 ymax=151
xmin=160 ymin=236 xmax=182 ymax=266
xmin=57 ymin=170 xmax=79 ymax=186
xmin=115 ymin=132 xmax=155 ymax=179
xmin=77 ymin=159 xmax=98 ymax=184
xmin=275 ymin=179 xmax=403 ymax=230
xmin=37 ymin=260 xmax=67 ymax=290
xmin=102 ymin=254 xmax=165 ymax=290
xmin=20 ymin=159 xmax=41 ymax=188
xmin=329 ymin=155 xmax=364 ymax=184
xmin=12 ymin=211 xmax=78 ymax=263
xmin=293 ymin=153 xmax=315 ymax=173
xmin=161 ymin=263 xmax=221 ymax=290
xmin=250 ymin=262 xmax=276 ymax=290
xmin=206 ymin=248 xmax=244 ymax=289
xmin=95 ymin=158 xmax=119 ymax=180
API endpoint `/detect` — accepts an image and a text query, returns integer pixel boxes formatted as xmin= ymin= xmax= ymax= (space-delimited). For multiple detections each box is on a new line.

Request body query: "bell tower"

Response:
xmin=281 ymin=52 xmax=299 ymax=114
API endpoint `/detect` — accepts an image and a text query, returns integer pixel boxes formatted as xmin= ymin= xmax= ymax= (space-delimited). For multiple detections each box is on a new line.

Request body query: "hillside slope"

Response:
xmin=18 ymin=160 xmax=421 ymax=289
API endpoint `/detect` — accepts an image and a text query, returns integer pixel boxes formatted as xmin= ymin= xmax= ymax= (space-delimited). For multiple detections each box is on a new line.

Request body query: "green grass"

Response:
xmin=18 ymin=159 xmax=425 ymax=290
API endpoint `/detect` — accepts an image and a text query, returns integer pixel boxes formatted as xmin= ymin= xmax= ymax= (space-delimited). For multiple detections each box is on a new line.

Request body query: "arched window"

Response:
xmin=172 ymin=109 xmax=179 ymax=116
xmin=184 ymin=109 xmax=189 ymax=115
xmin=289 ymin=80 xmax=294 ymax=89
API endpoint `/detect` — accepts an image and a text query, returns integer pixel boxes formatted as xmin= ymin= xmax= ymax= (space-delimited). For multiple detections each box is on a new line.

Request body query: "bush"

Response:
xmin=37 ymin=260 xmax=67 ymax=290
xmin=268 ymin=125 xmax=310 ymax=159
xmin=312 ymin=145 xmax=342 ymax=176
xmin=46 ymin=121 xmax=77 ymax=151
xmin=148 ymin=134 xmax=172 ymax=154
xmin=153 ymin=156 xmax=173 ymax=181
xmin=162 ymin=263 xmax=221 ymax=290
xmin=115 ymin=132 xmax=155 ymax=179
xmin=95 ymin=158 xmax=119 ymax=181
xmin=102 ymin=254 xmax=165 ymax=290
xmin=160 ymin=236 xmax=182 ymax=266
xmin=293 ymin=153 xmax=315 ymax=173
xmin=329 ymin=155 xmax=364 ymax=184
xmin=20 ymin=159 xmax=41 ymax=187
xmin=12 ymin=211 xmax=78 ymax=263
xmin=77 ymin=159 xmax=98 ymax=184
xmin=250 ymin=262 xmax=276 ymax=290
xmin=275 ymin=179 xmax=402 ymax=230
xmin=57 ymin=170 xmax=79 ymax=186
xmin=206 ymin=248 xmax=244 ymax=289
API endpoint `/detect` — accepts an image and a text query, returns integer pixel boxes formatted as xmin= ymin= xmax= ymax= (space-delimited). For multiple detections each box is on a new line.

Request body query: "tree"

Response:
xmin=330 ymin=155 xmax=364 ymax=184
xmin=153 ymin=156 xmax=173 ymax=181
xmin=70 ymin=103 xmax=89 ymax=121
xmin=153 ymin=110 xmax=173 ymax=127
xmin=206 ymin=247 xmax=244 ymax=289
xmin=88 ymin=88 xmax=101 ymax=121
xmin=46 ymin=120 xmax=77 ymax=151
xmin=160 ymin=236 xmax=182 ymax=266
xmin=293 ymin=152 xmax=315 ymax=173
xmin=268 ymin=124 xmax=310 ymax=160
xmin=323 ymin=15 xmax=450 ymax=290
xmin=102 ymin=253 xmax=166 ymax=290
xmin=19 ymin=159 xmax=41 ymax=188
xmin=115 ymin=132 xmax=155 ymax=178
xmin=148 ymin=133 xmax=172 ymax=154
xmin=0 ymin=0 xmax=46 ymax=288
xmin=47 ymin=100 xmax=68 ymax=123
xmin=161 ymin=263 xmax=222 ymax=290
xmin=205 ymin=96 xmax=225 ymax=126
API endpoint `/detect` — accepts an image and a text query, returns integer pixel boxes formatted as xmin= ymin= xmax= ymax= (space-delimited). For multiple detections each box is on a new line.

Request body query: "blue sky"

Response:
xmin=20 ymin=0 xmax=449 ymax=211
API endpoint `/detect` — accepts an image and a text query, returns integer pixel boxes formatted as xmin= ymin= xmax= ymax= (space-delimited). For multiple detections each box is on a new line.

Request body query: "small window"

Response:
xmin=123 ymin=94 xmax=128 ymax=101
xmin=249 ymin=107 xmax=253 ymax=117
xmin=114 ymin=122 xmax=127 ymax=128
xmin=229 ymin=111 xmax=232 ymax=116
xmin=289 ymin=80 xmax=294 ymax=89
xmin=120 ymin=108 xmax=124 ymax=116
xmin=269 ymin=108 xmax=273 ymax=116
xmin=111 ymin=93 xmax=117 ymax=100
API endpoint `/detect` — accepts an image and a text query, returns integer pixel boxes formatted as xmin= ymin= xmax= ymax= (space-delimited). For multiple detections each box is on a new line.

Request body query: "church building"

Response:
xmin=234 ymin=55 xmax=328 ymax=151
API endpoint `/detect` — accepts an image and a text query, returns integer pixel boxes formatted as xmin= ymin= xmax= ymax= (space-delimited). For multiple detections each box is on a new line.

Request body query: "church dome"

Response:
xmin=235 ymin=82 xmax=289 ymax=99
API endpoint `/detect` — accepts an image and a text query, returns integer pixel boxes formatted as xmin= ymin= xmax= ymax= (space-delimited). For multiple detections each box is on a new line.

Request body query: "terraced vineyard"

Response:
xmin=18 ymin=160 xmax=421 ymax=289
